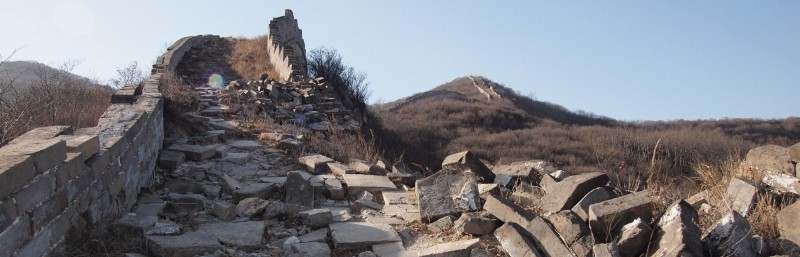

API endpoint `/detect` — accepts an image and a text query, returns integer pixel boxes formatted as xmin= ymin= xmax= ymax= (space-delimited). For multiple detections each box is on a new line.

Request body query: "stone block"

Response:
xmin=299 ymin=154 xmax=334 ymax=174
xmin=647 ymin=200 xmax=703 ymax=257
xmin=15 ymin=229 xmax=50 ymax=257
xmin=593 ymin=243 xmax=621 ymax=257
xmin=483 ymin=193 xmax=535 ymax=225
xmin=777 ymin=200 xmax=800 ymax=249
xmin=616 ymin=218 xmax=651 ymax=257
xmin=588 ymin=190 xmax=652 ymax=242
xmin=213 ymin=201 xmax=236 ymax=221
xmin=762 ymin=173 xmax=800 ymax=196
xmin=0 ymin=155 xmax=36 ymax=200
xmin=31 ymin=189 xmax=68 ymax=231
xmin=57 ymin=134 xmax=99 ymax=160
xmin=548 ymin=210 xmax=592 ymax=257
xmin=328 ymin=161 xmax=355 ymax=176
xmin=725 ymin=177 xmax=759 ymax=217
xmin=14 ymin=172 xmax=56 ymax=213
xmin=236 ymin=197 xmax=269 ymax=218
xmin=323 ymin=177 xmax=345 ymax=200
xmin=416 ymin=238 xmax=480 ymax=257
xmin=0 ymin=216 xmax=32 ymax=257
xmin=299 ymin=209 xmax=333 ymax=228
xmin=197 ymin=221 xmax=264 ymax=250
xmin=427 ymin=215 xmax=455 ymax=233
xmin=571 ymin=187 xmax=613 ymax=222
xmin=7 ymin=126 xmax=72 ymax=145
xmin=541 ymin=172 xmax=609 ymax=213
xmin=228 ymin=140 xmax=262 ymax=150
xmin=344 ymin=174 xmax=397 ymax=195
xmin=703 ymin=211 xmax=756 ymax=257
xmin=492 ymin=160 xmax=550 ymax=185
xmin=289 ymin=242 xmax=331 ymax=257
xmin=233 ymin=183 xmax=277 ymax=203
xmin=0 ymin=138 xmax=66 ymax=173
xmin=157 ymin=150 xmax=185 ymax=170
xmin=441 ymin=150 xmax=495 ymax=182
xmin=167 ymin=144 xmax=216 ymax=161
xmin=55 ymin=152 xmax=84 ymax=189
xmin=0 ymin=200 xmax=16 ymax=232
xmin=494 ymin=222 xmax=544 ymax=257
xmin=286 ymin=171 xmax=314 ymax=207
xmin=299 ymin=228 xmax=329 ymax=243
xmin=329 ymin=222 xmax=401 ymax=250
xmin=453 ymin=212 xmax=501 ymax=236
xmin=525 ymin=217 xmax=575 ymax=257
xmin=416 ymin=169 xmax=481 ymax=222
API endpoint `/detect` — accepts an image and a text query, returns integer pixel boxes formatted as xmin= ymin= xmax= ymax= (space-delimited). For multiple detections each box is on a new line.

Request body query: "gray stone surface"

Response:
xmin=323 ymin=176 xmax=345 ymax=200
xmin=541 ymin=172 xmax=609 ymax=213
xmin=213 ymin=201 xmax=236 ymax=221
xmin=228 ymin=140 xmax=263 ymax=150
xmin=777 ymin=200 xmax=800 ymax=249
xmin=198 ymin=221 xmax=265 ymax=250
xmin=483 ymin=193 xmax=535 ymax=225
xmin=588 ymin=190 xmax=652 ymax=242
xmin=157 ymin=150 xmax=185 ymax=170
xmin=344 ymin=174 xmax=397 ymax=195
xmin=762 ymin=173 xmax=800 ymax=195
xmin=236 ymin=197 xmax=269 ymax=218
xmin=416 ymin=238 xmax=480 ymax=257
xmin=299 ymin=228 xmax=329 ymax=243
xmin=441 ymin=150 xmax=495 ymax=182
xmin=494 ymin=222 xmax=544 ymax=257
xmin=647 ymin=200 xmax=703 ymax=257
xmin=415 ymin=169 xmax=481 ymax=222
xmin=264 ymin=202 xmax=312 ymax=219
xmin=328 ymin=161 xmax=356 ymax=176
xmin=703 ymin=211 xmax=756 ymax=257
xmin=0 ymin=216 xmax=32 ymax=257
xmin=233 ymin=182 xmax=277 ymax=203
xmin=427 ymin=215 xmax=455 ymax=233
xmin=286 ymin=171 xmax=314 ymax=207
xmin=167 ymin=144 xmax=216 ymax=161
xmin=525 ymin=217 xmax=575 ymax=257
xmin=593 ymin=243 xmax=621 ymax=257
xmin=571 ymin=187 xmax=614 ymax=222
xmin=725 ymin=177 xmax=759 ymax=217
xmin=453 ymin=212 xmax=500 ymax=236
xmin=329 ymin=222 xmax=401 ymax=250
xmin=492 ymin=160 xmax=551 ymax=184
xmin=0 ymin=154 xmax=36 ymax=200
xmin=616 ymin=218 xmax=651 ymax=257
xmin=548 ymin=210 xmax=592 ymax=257
xmin=147 ymin=231 xmax=223 ymax=257
xmin=0 ymin=138 xmax=65 ymax=173
xmin=299 ymin=154 xmax=334 ymax=174
xmin=300 ymin=208 xmax=333 ymax=228
xmin=289 ymin=242 xmax=331 ymax=257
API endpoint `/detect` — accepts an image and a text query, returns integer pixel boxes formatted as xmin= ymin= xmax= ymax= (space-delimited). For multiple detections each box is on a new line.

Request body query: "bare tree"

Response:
xmin=307 ymin=47 xmax=371 ymax=112
xmin=110 ymin=61 xmax=146 ymax=89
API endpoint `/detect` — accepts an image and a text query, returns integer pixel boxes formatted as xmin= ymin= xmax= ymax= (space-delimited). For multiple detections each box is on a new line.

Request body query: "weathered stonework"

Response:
xmin=267 ymin=9 xmax=307 ymax=81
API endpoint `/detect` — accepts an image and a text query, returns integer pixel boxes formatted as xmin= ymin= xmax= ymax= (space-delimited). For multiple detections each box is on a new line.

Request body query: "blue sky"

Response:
xmin=1 ymin=1 xmax=798 ymax=121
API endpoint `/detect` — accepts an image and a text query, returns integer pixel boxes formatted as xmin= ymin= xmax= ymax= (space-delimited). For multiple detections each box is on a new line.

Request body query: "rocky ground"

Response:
xmin=106 ymin=76 xmax=800 ymax=257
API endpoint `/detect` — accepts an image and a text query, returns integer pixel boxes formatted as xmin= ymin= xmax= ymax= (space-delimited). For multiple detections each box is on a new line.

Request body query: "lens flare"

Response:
xmin=208 ymin=74 xmax=224 ymax=88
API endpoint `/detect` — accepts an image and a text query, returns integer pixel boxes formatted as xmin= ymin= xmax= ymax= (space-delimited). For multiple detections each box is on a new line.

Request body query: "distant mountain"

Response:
xmin=370 ymin=75 xmax=800 ymax=176
xmin=0 ymin=61 xmax=101 ymax=96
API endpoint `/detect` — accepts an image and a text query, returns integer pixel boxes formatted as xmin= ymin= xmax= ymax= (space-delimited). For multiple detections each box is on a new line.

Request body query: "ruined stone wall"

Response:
xmin=0 ymin=35 xmax=214 ymax=257
xmin=267 ymin=9 xmax=308 ymax=82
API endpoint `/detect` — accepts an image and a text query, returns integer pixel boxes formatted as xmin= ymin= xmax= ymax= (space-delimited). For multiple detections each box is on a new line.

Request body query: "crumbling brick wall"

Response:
xmin=267 ymin=9 xmax=308 ymax=82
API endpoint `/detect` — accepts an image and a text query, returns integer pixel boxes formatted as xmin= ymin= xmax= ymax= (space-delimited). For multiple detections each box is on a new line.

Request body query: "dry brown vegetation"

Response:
xmin=228 ymin=36 xmax=279 ymax=80
xmin=0 ymin=60 xmax=113 ymax=146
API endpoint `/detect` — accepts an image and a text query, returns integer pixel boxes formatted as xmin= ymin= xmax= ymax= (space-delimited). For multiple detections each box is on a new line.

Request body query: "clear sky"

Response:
xmin=1 ymin=1 xmax=798 ymax=121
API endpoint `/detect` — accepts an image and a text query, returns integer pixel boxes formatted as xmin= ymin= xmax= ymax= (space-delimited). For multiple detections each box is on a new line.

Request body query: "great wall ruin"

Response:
xmin=3 ymin=9 xmax=800 ymax=257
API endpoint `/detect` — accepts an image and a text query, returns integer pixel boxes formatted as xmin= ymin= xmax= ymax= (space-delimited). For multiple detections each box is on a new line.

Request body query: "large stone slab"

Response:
xmin=483 ymin=193 xmax=535 ymax=225
xmin=344 ymin=174 xmax=397 ymax=195
xmin=157 ymin=150 xmax=185 ymax=170
xmin=299 ymin=154 xmax=334 ymax=174
xmin=703 ymin=211 xmax=756 ymax=257
xmin=762 ymin=173 xmax=800 ymax=195
xmin=617 ymin=218 xmax=651 ymax=257
xmin=494 ymin=222 xmax=545 ymax=257
xmin=492 ymin=160 xmax=552 ymax=185
xmin=416 ymin=169 xmax=481 ymax=222
xmin=571 ymin=187 xmax=614 ymax=222
xmin=329 ymin=222 xmax=401 ymax=250
xmin=588 ymin=190 xmax=652 ymax=242
xmin=233 ymin=183 xmax=278 ymax=203
xmin=0 ymin=138 xmax=65 ymax=173
xmin=453 ymin=212 xmax=501 ymax=236
xmin=289 ymin=242 xmax=331 ymax=257
xmin=547 ymin=210 xmax=593 ymax=257
xmin=198 ymin=221 xmax=265 ymax=250
xmin=541 ymin=172 xmax=609 ymax=213
xmin=441 ymin=150 xmax=495 ymax=183
xmin=743 ymin=145 xmax=794 ymax=174
xmin=725 ymin=177 xmax=759 ymax=217
xmin=777 ymin=200 xmax=800 ymax=248
xmin=525 ymin=217 xmax=576 ymax=257
xmin=647 ymin=200 xmax=703 ymax=257
xmin=286 ymin=171 xmax=314 ymax=207
xmin=167 ymin=144 xmax=216 ymax=161
xmin=416 ymin=238 xmax=480 ymax=257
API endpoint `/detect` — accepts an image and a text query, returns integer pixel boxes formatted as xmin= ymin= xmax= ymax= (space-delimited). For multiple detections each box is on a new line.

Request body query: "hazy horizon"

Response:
xmin=1 ymin=1 xmax=798 ymax=121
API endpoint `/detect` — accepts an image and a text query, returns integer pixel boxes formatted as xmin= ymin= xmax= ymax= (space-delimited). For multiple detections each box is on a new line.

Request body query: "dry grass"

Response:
xmin=306 ymin=124 xmax=384 ymax=163
xmin=228 ymin=36 xmax=278 ymax=81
